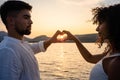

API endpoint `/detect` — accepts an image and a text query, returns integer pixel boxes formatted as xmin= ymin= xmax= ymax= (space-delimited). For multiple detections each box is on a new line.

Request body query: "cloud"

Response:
xmin=100 ymin=0 xmax=120 ymax=6
xmin=60 ymin=0 xmax=100 ymax=7
xmin=0 ymin=0 xmax=8 ymax=4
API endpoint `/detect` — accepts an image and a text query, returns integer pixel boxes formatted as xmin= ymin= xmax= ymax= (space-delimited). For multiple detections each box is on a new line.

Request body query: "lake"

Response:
xmin=35 ymin=43 xmax=106 ymax=80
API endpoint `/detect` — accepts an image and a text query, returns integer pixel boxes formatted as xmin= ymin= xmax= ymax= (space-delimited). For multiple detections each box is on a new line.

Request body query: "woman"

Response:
xmin=63 ymin=4 xmax=120 ymax=80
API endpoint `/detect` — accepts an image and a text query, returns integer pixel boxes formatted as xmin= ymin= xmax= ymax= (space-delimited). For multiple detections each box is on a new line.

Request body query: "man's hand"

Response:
xmin=44 ymin=30 xmax=62 ymax=50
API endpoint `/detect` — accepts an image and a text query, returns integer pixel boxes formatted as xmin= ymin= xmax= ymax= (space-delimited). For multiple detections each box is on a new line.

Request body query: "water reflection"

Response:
xmin=36 ymin=43 xmax=105 ymax=80
xmin=53 ymin=43 xmax=68 ymax=78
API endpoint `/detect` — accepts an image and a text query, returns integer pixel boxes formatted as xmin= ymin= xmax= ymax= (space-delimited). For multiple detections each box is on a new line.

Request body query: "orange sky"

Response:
xmin=0 ymin=0 xmax=119 ymax=38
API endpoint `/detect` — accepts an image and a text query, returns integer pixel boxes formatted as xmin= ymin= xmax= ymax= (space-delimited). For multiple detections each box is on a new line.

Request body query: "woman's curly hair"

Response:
xmin=92 ymin=4 xmax=120 ymax=52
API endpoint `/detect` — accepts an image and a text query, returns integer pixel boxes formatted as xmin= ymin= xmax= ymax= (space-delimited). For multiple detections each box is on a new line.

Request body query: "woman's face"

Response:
xmin=96 ymin=22 xmax=108 ymax=40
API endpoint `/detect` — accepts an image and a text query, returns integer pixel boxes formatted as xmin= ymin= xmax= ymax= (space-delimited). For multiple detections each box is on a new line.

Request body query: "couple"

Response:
xmin=0 ymin=0 xmax=120 ymax=80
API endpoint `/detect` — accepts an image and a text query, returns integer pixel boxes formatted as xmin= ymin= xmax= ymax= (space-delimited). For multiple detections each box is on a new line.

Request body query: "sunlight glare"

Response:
xmin=57 ymin=34 xmax=67 ymax=42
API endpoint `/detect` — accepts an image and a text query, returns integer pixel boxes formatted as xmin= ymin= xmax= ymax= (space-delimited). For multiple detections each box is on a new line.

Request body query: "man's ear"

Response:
xmin=6 ymin=16 xmax=15 ymax=26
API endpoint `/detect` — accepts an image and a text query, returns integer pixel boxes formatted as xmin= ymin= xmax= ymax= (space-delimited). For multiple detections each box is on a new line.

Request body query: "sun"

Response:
xmin=57 ymin=35 xmax=64 ymax=41
xmin=57 ymin=34 xmax=67 ymax=42
xmin=60 ymin=35 xmax=64 ymax=39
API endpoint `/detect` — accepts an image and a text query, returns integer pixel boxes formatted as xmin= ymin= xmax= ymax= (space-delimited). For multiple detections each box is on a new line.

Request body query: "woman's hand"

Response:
xmin=62 ymin=30 xmax=77 ymax=41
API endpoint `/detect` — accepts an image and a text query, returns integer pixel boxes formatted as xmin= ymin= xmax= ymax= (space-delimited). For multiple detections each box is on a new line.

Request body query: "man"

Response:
xmin=0 ymin=0 xmax=60 ymax=80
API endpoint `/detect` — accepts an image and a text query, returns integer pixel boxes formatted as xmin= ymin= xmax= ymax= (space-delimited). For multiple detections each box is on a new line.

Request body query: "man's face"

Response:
xmin=14 ymin=9 xmax=33 ymax=35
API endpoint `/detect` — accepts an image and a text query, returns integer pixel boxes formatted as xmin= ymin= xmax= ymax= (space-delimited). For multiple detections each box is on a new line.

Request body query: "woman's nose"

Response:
xmin=96 ymin=26 xmax=99 ymax=32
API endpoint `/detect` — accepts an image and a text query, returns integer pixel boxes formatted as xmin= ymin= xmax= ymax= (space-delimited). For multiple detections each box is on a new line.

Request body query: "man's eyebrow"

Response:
xmin=23 ymin=14 xmax=31 ymax=18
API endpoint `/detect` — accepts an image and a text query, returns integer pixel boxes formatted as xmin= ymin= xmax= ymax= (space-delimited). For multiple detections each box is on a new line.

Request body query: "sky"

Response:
xmin=0 ymin=0 xmax=120 ymax=38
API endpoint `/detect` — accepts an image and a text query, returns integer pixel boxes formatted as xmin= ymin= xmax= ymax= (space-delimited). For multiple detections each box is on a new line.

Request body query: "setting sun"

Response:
xmin=57 ymin=34 xmax=67 ymax=42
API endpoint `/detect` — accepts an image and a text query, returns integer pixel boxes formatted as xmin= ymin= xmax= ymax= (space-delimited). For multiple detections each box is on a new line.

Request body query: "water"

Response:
xmin=35 ymin=43 xmax=106 ymax=80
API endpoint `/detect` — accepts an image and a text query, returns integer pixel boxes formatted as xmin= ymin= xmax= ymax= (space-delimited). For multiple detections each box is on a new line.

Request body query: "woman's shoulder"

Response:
xmin=103 ymin=55 xmax=120 ymax=79
xmin=108 ymin=56 xmax=120 ymax=68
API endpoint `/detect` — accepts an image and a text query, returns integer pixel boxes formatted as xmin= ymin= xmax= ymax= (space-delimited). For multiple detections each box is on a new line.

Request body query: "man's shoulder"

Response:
xmin=0 ymin=47 xmax=16 ymax=60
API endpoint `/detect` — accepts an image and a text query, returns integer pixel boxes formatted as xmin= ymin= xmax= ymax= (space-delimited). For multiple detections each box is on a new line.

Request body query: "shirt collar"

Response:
xmin=4 ymin=36 xmax=24 ymax=43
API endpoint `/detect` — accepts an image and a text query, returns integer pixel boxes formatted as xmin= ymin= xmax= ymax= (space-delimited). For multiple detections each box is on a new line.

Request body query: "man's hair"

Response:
xmin=92 ymin=4 xmax=120 ymax=51
xmin=0 ymin=0 xmax=32 ymax=26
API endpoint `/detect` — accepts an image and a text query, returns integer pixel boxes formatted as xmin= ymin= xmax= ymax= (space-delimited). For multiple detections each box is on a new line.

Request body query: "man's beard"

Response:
xmin=15 ymin=27 xmax=31 ymax=36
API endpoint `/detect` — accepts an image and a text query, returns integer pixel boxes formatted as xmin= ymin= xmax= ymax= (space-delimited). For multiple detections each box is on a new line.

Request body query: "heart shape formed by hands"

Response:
xmin=57 ymin=33 xmax=67 ymax=42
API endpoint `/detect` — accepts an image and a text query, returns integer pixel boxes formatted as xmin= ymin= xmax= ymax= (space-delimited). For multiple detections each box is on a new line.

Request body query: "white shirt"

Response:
xmin=90 ymin=53 xmax=120 ymax=80
xmin=89 ymin=57 xmax=108 ymax=80
xmin=0 ymin=36 xmax=45 ymax=80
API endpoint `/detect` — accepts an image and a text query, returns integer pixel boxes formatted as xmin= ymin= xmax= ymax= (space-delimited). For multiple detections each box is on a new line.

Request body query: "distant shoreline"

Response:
xmin=0 ymin=31 xmax=97 ymax=43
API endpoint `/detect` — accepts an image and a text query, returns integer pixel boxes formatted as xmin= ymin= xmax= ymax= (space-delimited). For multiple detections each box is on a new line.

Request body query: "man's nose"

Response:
xmin=30 ymin=19 xmax=33 ymax=24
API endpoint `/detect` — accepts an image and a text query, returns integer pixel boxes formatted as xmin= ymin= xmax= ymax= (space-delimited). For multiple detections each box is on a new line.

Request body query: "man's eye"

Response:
xmin=24 ymin=17 xmax=29 ymax=19
xmin=24 ymin=15 xmax=30 ymax=19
